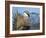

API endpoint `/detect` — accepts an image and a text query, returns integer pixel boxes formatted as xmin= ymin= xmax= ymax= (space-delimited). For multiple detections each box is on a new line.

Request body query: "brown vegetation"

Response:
xmin=16 ymin=16 xmax=28 ymax=30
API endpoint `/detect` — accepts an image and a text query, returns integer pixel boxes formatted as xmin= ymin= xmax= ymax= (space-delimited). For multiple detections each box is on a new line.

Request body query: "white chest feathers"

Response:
xmin=23 ymin=13 xmax=28 ymax=17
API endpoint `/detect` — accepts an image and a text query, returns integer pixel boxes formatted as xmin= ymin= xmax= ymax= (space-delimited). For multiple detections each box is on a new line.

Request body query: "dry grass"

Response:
xmin=16 ymin=16 xmax=28 ymax=30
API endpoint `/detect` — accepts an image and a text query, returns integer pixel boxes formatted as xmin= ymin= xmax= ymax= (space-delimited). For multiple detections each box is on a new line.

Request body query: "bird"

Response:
xmin=23 ymin=10 xmax=30 ymax=17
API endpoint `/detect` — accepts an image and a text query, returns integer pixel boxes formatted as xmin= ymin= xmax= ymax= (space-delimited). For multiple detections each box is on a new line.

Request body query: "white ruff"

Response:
xmin=24 ymin=13 xmax=28 ymax=17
